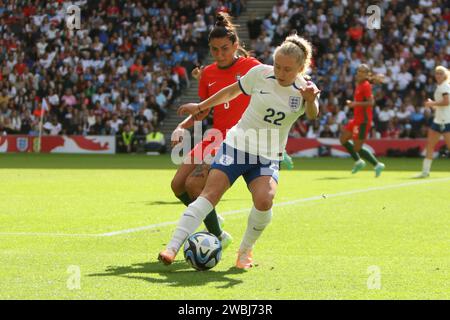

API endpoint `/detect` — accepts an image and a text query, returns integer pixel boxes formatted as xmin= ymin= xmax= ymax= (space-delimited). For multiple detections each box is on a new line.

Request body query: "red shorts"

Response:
xmin=344 ymin=119 xmax=371 ymax=140
xmin=187 ymin=137 xmax=223 ymax=164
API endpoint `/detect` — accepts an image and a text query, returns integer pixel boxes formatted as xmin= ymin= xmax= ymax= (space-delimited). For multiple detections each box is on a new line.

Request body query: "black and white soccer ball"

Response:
xmin=183 ymin=232 xmax=222 ymax=271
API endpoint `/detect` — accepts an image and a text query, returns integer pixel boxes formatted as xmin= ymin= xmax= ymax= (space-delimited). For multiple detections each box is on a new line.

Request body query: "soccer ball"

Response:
xmin=183 ymin=232 xmax=222 ymax=271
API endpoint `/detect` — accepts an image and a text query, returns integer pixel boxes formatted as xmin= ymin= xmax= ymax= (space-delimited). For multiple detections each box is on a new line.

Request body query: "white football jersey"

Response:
xmin=433 ymin=82 xmax=450 ymax=124
xmin=224 ymin=64 xmax=318 ymax=160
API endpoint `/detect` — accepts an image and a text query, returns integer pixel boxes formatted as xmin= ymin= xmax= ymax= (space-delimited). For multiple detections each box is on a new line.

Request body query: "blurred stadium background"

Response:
xmin=0 ymin=0 xmax=449 ymax=157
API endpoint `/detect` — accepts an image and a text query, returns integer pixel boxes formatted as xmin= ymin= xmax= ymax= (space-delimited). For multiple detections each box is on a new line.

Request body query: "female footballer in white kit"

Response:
xmin=159 ymin=34 xmax=320 ymax=269
xmin=416 ymin=65 xmax=450 ymax=178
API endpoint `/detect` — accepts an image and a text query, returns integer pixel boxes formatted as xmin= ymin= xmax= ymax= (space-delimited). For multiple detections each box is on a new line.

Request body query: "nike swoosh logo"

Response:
xmin=208 ymin=82 xmax=216 ymax=87
xmin=253 ymin=227 xmax=264 ymax=232
xmin=259 ymin=90 xmax=270 ymax=94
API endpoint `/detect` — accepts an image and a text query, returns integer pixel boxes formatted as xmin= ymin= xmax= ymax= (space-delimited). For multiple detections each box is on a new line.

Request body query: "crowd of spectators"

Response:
xmin=0 ymin=0 xmax=448 ymax=149
xmin=246 ymin=0 xmax=449 ymax=139
xmin=0 ymin=0 xmax=245 ymax=152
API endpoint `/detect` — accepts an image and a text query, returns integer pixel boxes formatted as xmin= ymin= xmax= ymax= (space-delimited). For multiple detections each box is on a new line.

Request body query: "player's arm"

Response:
xmin=171 ymin=104 xmax=210 ymax=147
xmin=178 ymin=82 xmax=242 ymax=116
xmin=347 ymin=82 xmax=374 ymax=108
xmin=371 ymin=73 xmax=385 ymax=85
xmin=172 ymin=66 xmax=210 ymax=146
xmin=304 ymin=98 xmax=320 ymax=120
xmin=300 ymin=82 xmax=320 ymax=120
xmin=177 ymin=108 xmax=210 ymax=129
xmin=425 ymin=93 xmax=449 ymax=108
xmin=181 ymin=65 xmax=210 ymax=124
xmin=346 ymin=96 xmax=374 ymax=108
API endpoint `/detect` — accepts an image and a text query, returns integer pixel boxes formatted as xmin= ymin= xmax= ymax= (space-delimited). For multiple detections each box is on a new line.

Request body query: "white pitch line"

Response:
xmin=1 ymin=177 xmax=449 ymax=238
xmin=99 ymin=176 xmax=450 ymax=237
xmin=99 ymin=221 xmax=180 ymax=237
xmin=0 ymin=232 xmax=99 ymax=237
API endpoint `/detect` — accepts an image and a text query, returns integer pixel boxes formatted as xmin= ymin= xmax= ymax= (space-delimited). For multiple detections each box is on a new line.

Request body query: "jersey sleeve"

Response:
xmin=441 ymin=83 xmax=450 ymax=97
xmin=238 ymin=65 xmax=263 ymax=96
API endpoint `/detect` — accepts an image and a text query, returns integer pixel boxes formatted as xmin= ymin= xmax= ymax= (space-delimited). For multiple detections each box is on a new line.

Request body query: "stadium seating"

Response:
xmin=0 ymin=0 xmax=448 ymax=152
xmin=251 ymin=0 xmax=449 ymax=140
xmin=0 ymin=0 xmax=244 ymax=152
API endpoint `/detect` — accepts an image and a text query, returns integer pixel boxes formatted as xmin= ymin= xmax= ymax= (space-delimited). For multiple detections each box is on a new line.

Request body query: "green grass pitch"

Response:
xmin=0 ymin=153 xmax=449 ymax=299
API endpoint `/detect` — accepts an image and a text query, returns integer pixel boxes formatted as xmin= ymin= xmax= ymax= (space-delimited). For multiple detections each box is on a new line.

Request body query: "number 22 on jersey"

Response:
xmin=263 ymin=108 xmax=285 ymax=126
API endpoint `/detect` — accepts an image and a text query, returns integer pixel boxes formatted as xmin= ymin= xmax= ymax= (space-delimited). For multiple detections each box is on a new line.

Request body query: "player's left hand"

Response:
xmin=299 ymin=82 xmax=320 ymax=103
xmin=425 ymin=99 xmax=435 ymax=108
xmin=178 ymin=103 xmax=201 ymax=116
xmin=191 ymin=66 xmax=204 ymax=81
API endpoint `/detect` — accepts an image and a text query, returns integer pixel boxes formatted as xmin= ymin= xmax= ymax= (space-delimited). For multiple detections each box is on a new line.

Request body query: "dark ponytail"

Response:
xmin=208 ymin=12 xmax=249 ymax=57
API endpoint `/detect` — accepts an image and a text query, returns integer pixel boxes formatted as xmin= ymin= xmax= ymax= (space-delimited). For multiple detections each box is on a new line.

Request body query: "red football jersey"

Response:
xmin=198 ymin=56 xmax=260 ymax=137
xmin=353 ymin=80 xmax=373 ymax=123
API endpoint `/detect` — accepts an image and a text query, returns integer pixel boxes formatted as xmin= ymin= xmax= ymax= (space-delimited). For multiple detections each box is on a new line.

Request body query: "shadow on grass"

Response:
xmin=142 ymin=200 xmax=182 ymax=205
xmin=134 ymin=198 xmax=236 ymax=206
xmin=88 ymin=261 xmax=246 ymax=289
xmin=1 ymin=153 xmax=449 ymax=171
xmin=315 ymin=177 xmax=352 ymax=181
xmin=397 ymin=176 xmax=438 ymax=180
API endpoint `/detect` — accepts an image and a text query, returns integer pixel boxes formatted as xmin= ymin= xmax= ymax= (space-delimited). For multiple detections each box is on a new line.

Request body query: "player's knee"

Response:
xmin=253 ymin=193 xmax=274 ymax=211
xmin=254 ymin=199 xmax=273 ymax=211
xmin=185 ymin=178 xmax=203 ymax=200
xmin=339 ymin=135 xmax=347 ymax=145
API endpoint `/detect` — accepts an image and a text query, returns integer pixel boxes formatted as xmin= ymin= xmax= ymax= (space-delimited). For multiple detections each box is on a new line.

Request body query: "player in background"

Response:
xmin=415 ymin=66 xmax=450 ymax=178
xmin=170 ymin=13 xmax=292 ymax=249
xmin=339 ymin=64 xmax=385 ymax=177
xmin=160 ymin=34 xmax=320 ymax=269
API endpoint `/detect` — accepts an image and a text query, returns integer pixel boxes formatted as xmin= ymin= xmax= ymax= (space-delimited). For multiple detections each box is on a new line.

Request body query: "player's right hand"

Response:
xmin=178 ymin=103 xmax=200 ymax=116
xmin=171 ymin=127 xmax=186 ymax=147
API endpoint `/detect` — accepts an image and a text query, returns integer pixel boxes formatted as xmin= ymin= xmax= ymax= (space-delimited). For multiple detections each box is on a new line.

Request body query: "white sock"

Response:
xmin=167 ymin=196 xmax=213 ymax=253
xmin=423 ymin=158 xmax=432 ymax=174
xmin=239 ymin=206 xmax=273 ymax=251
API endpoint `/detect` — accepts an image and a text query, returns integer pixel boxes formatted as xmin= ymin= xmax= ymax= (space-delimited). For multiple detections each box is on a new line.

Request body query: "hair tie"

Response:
xmin=288 ymin=39 xmax=306 ymax=56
